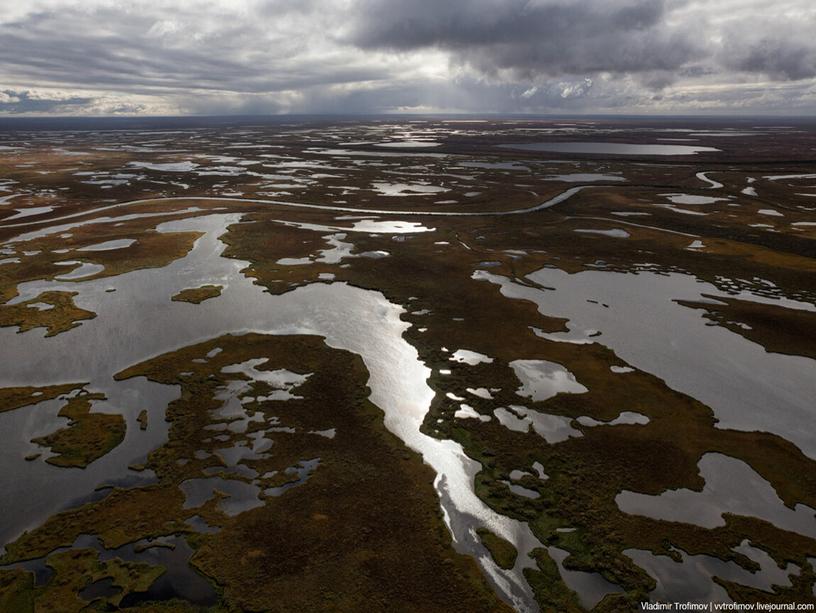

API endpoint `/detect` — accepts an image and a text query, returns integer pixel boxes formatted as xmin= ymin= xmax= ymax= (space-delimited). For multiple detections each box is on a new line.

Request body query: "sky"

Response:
xmin=0 ymin=0 xmax=815 ymax=116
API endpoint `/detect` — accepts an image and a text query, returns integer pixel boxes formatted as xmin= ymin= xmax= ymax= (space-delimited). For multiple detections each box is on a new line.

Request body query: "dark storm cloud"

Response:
xmin=348 ymin=0 xmax=702 ymax=79
xmin=718 ymin=18 xmax=816 ymax=80
xmin=347 ymin=0 xmax=816 ymax=87
xmin=728 ymin=41 xmax=816 ymax=80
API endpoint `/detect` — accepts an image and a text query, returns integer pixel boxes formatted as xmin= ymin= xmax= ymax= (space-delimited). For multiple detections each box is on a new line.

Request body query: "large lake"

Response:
xmin=499 ymin=142 xmax=721 ymax=155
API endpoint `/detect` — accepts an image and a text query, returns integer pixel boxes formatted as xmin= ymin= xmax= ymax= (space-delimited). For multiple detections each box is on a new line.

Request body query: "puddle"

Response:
xmin=663 ymin=194 xmax=727 ymax=206
xmin=532 ymin=324 xmax=599 ymax=345
xmin=279 ymin=218 xmax=434 ymax=235
xmin=185 ymin=515 xmax=220 ymax=534
xmin=503 ymin=481 xmax=540 ymax=499
xmin=278 ymin=232 xmax=388 ymax=266
xmin=455 ymin=404 xmax=491 ymax=422
xmin=764 ymin=174 xmax=816 ymax=181
xmin=375 ymin=141 xmax=441 ymax=148
xmin=654 ymin=204 xmax=708 ymax=216
xmin=546 ymin=173 xmax=625 ymax=183
xmin=450 ymin=349 xmax=494 ymax=365
xmin=221 ymin=358 xmax=310 ymax=403
xmin=180 ymin=476 xmax=263 ymax=516
xmin=5 ymin=206 xmax=55 ymax=220
xmin=461 ymin=162 xmax=530 ymax=171
xmin=78 ymin=239 xmax=137 ymax=252
xmin=128 ymin=161 xmax=198 ymax=172
xmin=371 ymin=182 xmax=448 ymax=196
xmin=264 ymin=458 xmax=320 ymax=496
xmin=511 ymin=360 xmax=588 ymax=402
xmin=467 ymin=387 xmax=494 ymax=399
xmin=577 ymin=412 xmax=649 ymax=427
xmin=311 ymin=428 xmax=336 ymax=438
xmin=574 ymin=229 xmax=630 ymax=238
xmin=494 ymin=406 xmax=582 ymax=444
xmin=54 ymin=262 xmax=105 ymax=280
xmin=80 ymin=577 xmax=120 ymax=601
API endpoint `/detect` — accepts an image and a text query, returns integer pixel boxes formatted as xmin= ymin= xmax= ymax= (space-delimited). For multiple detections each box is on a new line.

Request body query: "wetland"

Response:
xmin=1 ymin=116 xmax=815 ymax=611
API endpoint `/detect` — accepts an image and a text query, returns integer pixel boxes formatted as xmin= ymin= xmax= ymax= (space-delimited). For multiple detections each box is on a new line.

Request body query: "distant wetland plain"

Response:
xmin=1 ymin=117 xmax=816 ymax=611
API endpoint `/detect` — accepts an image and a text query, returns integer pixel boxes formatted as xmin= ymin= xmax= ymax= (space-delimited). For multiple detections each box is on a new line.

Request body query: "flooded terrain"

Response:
xmin=1 ymin=117 xmax=816 ymax=611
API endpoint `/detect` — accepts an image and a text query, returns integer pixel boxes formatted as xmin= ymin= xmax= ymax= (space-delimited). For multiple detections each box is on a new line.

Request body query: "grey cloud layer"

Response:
xmin=0 ymin=0 xmax=814 ymax=115
xmin=349 ymin=0 xmax=816 ymax=82
xmin=0 ymin=4 xmax=383 ymax=94
xmin=718 ymin=19 xmax=816 ymax=80
xmin=349 ymin=0 xmax=702 ymax=77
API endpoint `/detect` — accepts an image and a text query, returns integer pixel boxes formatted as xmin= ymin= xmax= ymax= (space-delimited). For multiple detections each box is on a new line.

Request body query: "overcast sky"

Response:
xmin=1 ymin=0 xmax=814 ymax=116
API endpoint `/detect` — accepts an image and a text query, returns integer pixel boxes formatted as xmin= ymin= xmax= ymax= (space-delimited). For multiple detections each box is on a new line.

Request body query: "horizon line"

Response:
xmin=1 ymin=112 xmax=815 ymax=121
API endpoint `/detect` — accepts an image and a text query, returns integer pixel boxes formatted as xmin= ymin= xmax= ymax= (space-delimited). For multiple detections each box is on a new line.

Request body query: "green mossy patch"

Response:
xmin=477 ymin=528 xmax=518 ymax=570
xmin=0 ymin=487 xmax=190 ymax=563
xmin=38 ymin=547 xmax=163 ymax=610
xmin=0 ymin=383 xmax=84 ymax=414
xmin=0 ymin=291 xmax=96 ymax=337
xmin=171 ymin=284 xmax=223 ymax=304
xmin=0 ymin=568 xmax=33 ymax=613
xmin=31 ymin=392 xmax=125 ymax=468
